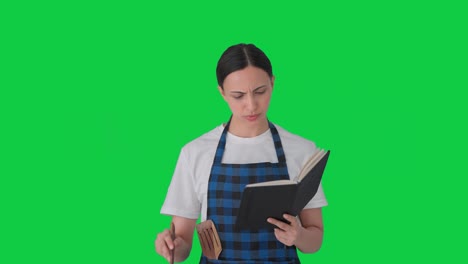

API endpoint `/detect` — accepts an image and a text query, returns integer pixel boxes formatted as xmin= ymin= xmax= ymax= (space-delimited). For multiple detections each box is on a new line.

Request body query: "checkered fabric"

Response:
xmin=199 ymin=120 xmax=300 ymax=264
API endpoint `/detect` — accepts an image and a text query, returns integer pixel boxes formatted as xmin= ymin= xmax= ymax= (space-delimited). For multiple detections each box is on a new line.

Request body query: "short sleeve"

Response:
xmin=303 ymin=182 xmax=328 ymax=209
xmin=160 ymin=148 xmax=200 ymax=219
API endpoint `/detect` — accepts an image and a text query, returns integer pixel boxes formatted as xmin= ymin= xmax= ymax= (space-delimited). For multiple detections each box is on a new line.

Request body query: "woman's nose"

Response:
xmin=246 ymin=94 xmax=257 ymax=112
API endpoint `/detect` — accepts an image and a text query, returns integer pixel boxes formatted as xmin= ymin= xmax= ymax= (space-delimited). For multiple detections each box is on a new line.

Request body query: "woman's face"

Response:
xmin=219 ymin=66 xmax=274 ymax=127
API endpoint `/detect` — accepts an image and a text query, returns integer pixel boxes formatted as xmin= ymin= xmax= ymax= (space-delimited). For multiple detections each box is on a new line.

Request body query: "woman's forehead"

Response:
xmin=223 ymin=66 xmax=272 ymax=90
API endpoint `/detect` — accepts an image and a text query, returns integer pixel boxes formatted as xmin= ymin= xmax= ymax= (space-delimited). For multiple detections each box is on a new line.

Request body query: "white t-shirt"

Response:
xmin=160 ymin=123 xmax=328 ymax=221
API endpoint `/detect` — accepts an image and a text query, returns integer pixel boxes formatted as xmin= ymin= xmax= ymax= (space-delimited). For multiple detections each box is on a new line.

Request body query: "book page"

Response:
xmin=297 ymin=149 xmax=326 ymax=181
xmin=246 ymin=179 xmax=296 ymax=187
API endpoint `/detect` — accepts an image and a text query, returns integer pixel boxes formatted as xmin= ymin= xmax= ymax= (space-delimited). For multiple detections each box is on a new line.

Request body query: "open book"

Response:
xmin=235 ymin=149 xmax=330 ymax=230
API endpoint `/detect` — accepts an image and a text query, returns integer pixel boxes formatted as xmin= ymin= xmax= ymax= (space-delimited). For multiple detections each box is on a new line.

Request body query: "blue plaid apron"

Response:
xmin=200 ymin=120 xmax=300 ymax=264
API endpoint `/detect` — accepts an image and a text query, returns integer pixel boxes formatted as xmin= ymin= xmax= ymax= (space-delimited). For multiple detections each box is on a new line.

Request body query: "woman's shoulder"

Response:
xmin=181 ymin=124 xmax=223 ymax=154
xmin=273 ymin=123 xmax=318 ymax=153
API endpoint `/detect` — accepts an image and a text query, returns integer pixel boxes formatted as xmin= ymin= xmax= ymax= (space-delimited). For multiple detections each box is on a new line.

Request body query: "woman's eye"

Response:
xmin=234 ymin=95 xmax=243 ymax=99
xmin=255 ymin=90 xmax=266 ymax=94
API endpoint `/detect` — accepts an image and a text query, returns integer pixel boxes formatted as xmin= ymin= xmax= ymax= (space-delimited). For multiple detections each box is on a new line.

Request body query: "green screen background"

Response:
xmin=1 ymin=0 xmax=467 ymax=263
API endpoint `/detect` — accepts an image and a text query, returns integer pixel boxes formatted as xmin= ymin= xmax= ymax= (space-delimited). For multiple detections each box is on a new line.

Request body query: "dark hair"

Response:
xmin=216 ymin=43 xmax=273 ymax=88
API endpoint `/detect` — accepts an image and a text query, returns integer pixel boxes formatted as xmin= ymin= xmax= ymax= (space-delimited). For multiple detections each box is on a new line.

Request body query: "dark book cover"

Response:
xmin=235 ymin=150 xmax=330 ymax=230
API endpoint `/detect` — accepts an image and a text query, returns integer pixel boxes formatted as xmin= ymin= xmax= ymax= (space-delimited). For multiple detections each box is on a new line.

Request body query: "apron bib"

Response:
xmin=200 ymin=120 xmax=300 ymax=264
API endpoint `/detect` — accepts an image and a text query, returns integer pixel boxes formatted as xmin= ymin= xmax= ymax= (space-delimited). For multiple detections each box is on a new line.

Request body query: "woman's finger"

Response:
xmin=282 ymin=214 xmax=298 ymax=226
xmin=164 ymin=232 xmax=175 ymax=250
xmin=267 ymin=217 xmax=289 ymax=231
xmin=274 ymin=228 xmax=294 ymax=246
xmin=156 ymin=229 xmax=174 ymax=260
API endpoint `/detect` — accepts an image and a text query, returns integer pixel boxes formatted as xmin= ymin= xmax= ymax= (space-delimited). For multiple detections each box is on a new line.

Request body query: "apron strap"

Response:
xmin=269 ymin=122 xmax=287 ymax=164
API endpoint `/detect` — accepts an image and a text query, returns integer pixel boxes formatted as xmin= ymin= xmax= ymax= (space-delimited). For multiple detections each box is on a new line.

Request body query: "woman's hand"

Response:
xmin=267 ymin=214 xmax=302 ymax=246
xmin=154 ymin=216 xmax=197 ymax=262
xmin=155 ymin=228 xmax=178 ymax=262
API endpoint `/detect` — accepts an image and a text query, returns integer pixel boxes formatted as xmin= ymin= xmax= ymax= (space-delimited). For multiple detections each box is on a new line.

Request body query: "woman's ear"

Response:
xmin=271 ymin=76 xmax=275 ymax=90
xmin=218 ymin=86 xmax=226 ymax=100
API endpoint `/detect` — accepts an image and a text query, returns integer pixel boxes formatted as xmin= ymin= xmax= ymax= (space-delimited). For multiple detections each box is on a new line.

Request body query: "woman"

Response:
xmin=155 ymin=43 xmax=328 ymax=263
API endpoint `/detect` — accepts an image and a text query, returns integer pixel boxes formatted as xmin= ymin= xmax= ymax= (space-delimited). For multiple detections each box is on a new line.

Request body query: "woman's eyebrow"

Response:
xmin=230 ymin=91 xmax=245 ymax=94
xmin=230 ymin=85 xmax=267 ymax=94
xmin=253 ymin=85 xmax=267 ymax=91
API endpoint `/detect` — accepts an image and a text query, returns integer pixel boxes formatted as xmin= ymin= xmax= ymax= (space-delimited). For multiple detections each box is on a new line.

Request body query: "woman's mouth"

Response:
xmin=245 ymin=114 xmax=260 ymax=122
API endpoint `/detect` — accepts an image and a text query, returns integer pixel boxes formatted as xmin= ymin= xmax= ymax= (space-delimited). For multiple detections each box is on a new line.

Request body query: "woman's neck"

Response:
xmin=227 ymin=116 xmax=269 ymax=138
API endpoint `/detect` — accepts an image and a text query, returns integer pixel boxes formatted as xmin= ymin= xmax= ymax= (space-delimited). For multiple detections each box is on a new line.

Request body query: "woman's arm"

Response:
xmin=155 ymin=216 xmax=197 ymax=262
xmin=267 ymin=208 xmax=324 ymax=253
xmin=296 ymin=208 xmax=324 ymax=253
